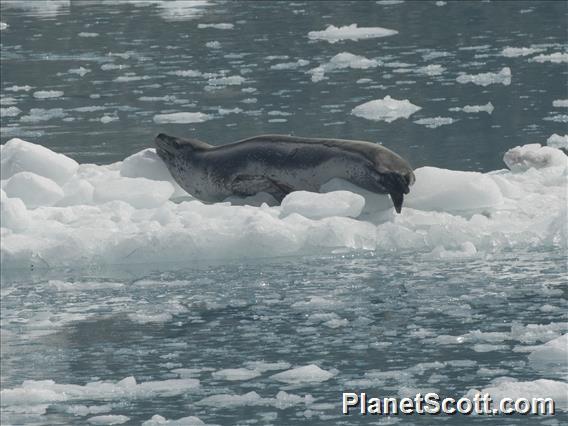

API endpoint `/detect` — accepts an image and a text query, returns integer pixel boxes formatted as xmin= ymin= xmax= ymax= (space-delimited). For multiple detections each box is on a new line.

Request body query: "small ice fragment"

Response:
xmin=552 ymin=99 xmax=568 ymax=108
xmin=1 ymin=195 xmax=30 ymax=231
xmin=153 ymin=112 xmax=211 ymax=124
xmin=529 ymin=52 xmax=568 ymax=63
xmin=1 ymin=106 xmax=22 ymax=117
xmin=308 ymin=24 xmax=398 ymax=43
xmin=504 ymin=144 xmax=568 ymax=172
xmin=456 ymin=67 xmax=511 ymax=86
xmin=0 ymin=22 xmax=8 ymax=31
xmin=198 ymin=23 xmax=233 ymax=29
xmin=33 ymin=90 xmax=64 ymax=99
xmin=308 ymin=52 xmax=379 ymax=82
xmin=69 ymin=66 xmax=91 ymax=76
xmin=205 ymin=41 xmax=221 ymax=49
xmin=449 ymin=102 xmax=494 ymax=114
xmin=351 ymin=95 xmax=421 ymax=122
xmin=501 ymin=46 xmax=545 ymax=57
xmin=78 ymin=32 xmax=99 ymax=37
xmin=546 ymin=134 xmax=568 ymax=150
xmin=414 ymin=116 xmax=456 ymax=128
xmin=270 ymin=365 xmax=335 ymax=384
xmin=212 ymin=368 xmax=261 ymax=381
xmin=207 ymin=75 xmax=245 ymax=86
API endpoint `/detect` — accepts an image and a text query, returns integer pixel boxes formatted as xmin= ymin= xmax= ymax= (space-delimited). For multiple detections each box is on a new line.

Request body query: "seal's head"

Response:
xmin=372 ymin=148 xmax=415 ymax=213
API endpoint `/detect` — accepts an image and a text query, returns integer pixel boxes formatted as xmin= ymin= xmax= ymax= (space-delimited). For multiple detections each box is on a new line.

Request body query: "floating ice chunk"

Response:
xmin=0 ymin=376 xmax=200 ymax=406
xmin=351 ymin=95 xmax=421 ymax=122
xmin=377 ymin=0 xmax=405 ymax=4
xmin=435 ymin=1 xmax=446 ymax=5
xmin=414 ymin=116 xmax=456 ymax=128
xmin=416 ymin=64 xmax=445 ymax=76
xmin=406 ymin=167 xmax=503 ymax=212
xmin=308 ymin=52 xmax=379 ymax=82
xmin=153 ymin=112 xmax=211 ymax=124
xmin=212 ymin=368 xmax=261 ymax=381
xmin=0 ymin=22 xmax=8 ymax=31
xmin=142 ymin=415 xmax=205 ymax=425
xmin=66 ymin=404 xmax=113 ymax=416
xmin=456 ymin=67 xmax=511 ymax=86
xmin=450 ymin=102 xmax=494 ymax=114
xmin=528 ymin=334 xmax=568 ymax=371
xmin=308 ymin=24 xmax=398 ymax=43
xmin=128 ymin=312 xmax=173 ymax=324
xmin=281 ymin=190 xmax=365 ymax=219
xmin=207 ymin=75 xmax=245 ymax=86
xmin=4 ymin=85 xmax=33 ymax=92
xmin=553 ymin=99 xmax=568 ymax=108
xmin=20 ymin=108 xmax=66 ymax=122
xmin=93 ymin=178 xmax=174 ymax=208
xmin=114 ymin=74 xmax=151 ymax=82
xmin=468 ymin=380 xmax=568 ymax=410
xmin=78 ymin=32 xmax=99 ymax=37
xmin=0 ymin=106 xmax=21 ymax=117
xmin=1 ymin=138 xmax=78 ymax=183
xmin=544 ymin=114 xmax=568 ymax=123
xmin=270 ymin=59 xmax=310 ymax=70
xmin=69 ymin=66 xmax=91 ymax=76
xmin=33 ymin=90 xmax=64 ymax=99
xmin=270 ymin=365 xmax=335 ymax=384
xmin=198 ymin=23 xmax=233 ymax=29
xmin=501 ymin=46 xmax=545 ymax=57
xmin=5 ymin=172 xmax=64 ymax=208
xmin=205 ymin=41 xmax=221 ymax=49
xmin=503 ymin=144 xmax=568 ymax=172
xmin=546 ymin=134 xmax=568 ymax=150
xmin=530 ymin=52 xmax=568 ymax=63
xmin=1 ymin=195 xmax=30 ymax=231
xmin=87 ymin=415 xmax=129 ymax=425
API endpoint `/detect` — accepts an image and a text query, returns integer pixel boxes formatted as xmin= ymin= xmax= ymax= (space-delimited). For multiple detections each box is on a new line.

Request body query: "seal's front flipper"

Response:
xmin=230 ymin=175 xmax=292 ymax=202
xmin=389 ymin=191 xmax=404 ymax=214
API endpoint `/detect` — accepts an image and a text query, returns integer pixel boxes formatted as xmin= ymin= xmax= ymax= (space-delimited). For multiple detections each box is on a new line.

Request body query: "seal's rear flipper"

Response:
xmin=230 ymin=175 xmax=292 ymax=203
xmin=390 ymin=192 xmax=404 ymax=214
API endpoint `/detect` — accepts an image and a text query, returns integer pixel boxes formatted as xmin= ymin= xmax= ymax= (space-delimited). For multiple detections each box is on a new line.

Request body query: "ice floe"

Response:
xmin=530 ymin=52 xmax=568 ymax=63
xmin=546 ymin=134 xmax=568 ymax=150
xmin=153 ymin=112 xmax=211 ymax=124
xmin=142 ymin=415 xmax=206 ymax=425
xmin=351 ymin=95 xmax=421 ymax=122
xmin=449 ymin=102 xmax=494 ymax=114
xmin=307 ymin=24 xmax=398 ymax=43
xmin=270 ymin=365 xmax=335 ymax=384
xmin=553 ymin=99 xmax=568 ymax=108
xmin=87 ymin=415 xmax=130 ymax=425
xmin=33 ymin=90 xmax=64 ymax=99
xmin=456 ymin=67 xmax=511 ymax=86
xmin=501 ymin=46 xmax=545 ymax=57
xmin=414 ymin=116 xmax=456 ymax=128
xmin=308 ymin=52 xmax=379 ymax=82
xmin=0 ymin=138 xmax=566 ymax=268
xmin=198 ymin=23 xmax=233 ymax=30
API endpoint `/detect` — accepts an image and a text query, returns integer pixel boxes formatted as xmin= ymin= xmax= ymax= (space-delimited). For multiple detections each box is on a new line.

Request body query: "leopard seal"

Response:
xmin=155 ymin=133 xmax=415 ymax=213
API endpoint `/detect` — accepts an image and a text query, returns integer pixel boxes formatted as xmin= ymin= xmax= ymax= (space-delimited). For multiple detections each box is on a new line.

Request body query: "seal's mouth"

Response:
xmin=154 ymin=133 xmax=180 ymax=155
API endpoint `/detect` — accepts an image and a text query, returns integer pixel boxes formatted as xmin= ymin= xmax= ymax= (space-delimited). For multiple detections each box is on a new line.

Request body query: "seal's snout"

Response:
xmin=154 ymin=133 xmax=182 ymax=156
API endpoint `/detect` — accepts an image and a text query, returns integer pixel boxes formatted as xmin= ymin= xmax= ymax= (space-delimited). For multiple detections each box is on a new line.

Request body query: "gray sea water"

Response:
xmin=1 ymin=1 xmax=567 ymax=425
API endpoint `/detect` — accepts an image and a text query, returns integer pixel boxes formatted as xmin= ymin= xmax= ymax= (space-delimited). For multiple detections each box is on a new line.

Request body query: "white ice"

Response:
xmin=87 ymin=415 xmax=130 ymax=425
xmin=153 ymin=112 xmax=211 ymax=124
xmin=501 ymin=46 xmax=545 ymax=57
xmin=553 ymin=99 xmax=568 ymax=108
xmin=1 ymin=139 xmax=566 ymax=268
xmin=33 ymin=90 xmax=64 ymax=99
xmin=198 ymin=23 xmax=233 ymax=30
xmin=307 ymin=24 xmax=398 ymax=43
xmin=530 ymin=52 xmax=568 ymax=63
xmin=308 ymin=52 xmax=379 ymax=82
xmin=351 ymin=95 xmax=421 ymax=122
xmin=414 ymin=117 xmax=456 ymax=128
xmin=546 ymin=134 xmax=568 ymax=150
xmin=269 ymin=365 xmax=335 ymax=384
xmin=142 ymin=415 xmax=206 ymax=425
xmin=449 ymin=102 xmax=494 ymax=114
xmin=456 ymin=67 xmax=511 ymax=86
